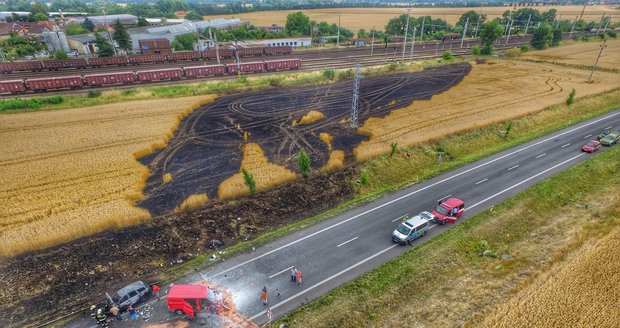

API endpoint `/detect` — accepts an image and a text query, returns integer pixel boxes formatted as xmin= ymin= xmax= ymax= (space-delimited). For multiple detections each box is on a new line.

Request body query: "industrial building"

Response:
xmin=75 ymin=14 xmax=138 ymax=27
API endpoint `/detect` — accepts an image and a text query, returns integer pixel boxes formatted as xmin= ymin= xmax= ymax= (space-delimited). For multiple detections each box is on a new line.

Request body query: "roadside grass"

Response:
xmin=278 ymin=131 xmax=620 ymax=327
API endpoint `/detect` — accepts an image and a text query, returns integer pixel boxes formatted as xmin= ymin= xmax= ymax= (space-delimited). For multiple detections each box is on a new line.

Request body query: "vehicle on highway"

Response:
xmin=106 ymin=280 xmax=152 ymax=312
xmin=582 ymin=140 xmax=602 ymax=153
xmin=432 ymin=198 xmax=465 ymax=224
xmin=599 ymin=130 xmax=620 ymax=146
xmin=392 ymin=212 xmax=433 ymax=245
xmin=168 ymin=284 xmax=222 ymax=325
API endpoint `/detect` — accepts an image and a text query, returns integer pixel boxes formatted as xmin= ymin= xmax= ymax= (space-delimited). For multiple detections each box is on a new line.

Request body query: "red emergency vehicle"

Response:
xmin=432 ymin=197 xmax=465 ymax=224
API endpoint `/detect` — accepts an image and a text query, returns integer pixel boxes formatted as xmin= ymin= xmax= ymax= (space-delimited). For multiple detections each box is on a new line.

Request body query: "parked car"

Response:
xmin=106 ymin=280 xmax=152 ymax=312
xmin=432 ymin=197 xmax=465 ymax=224
xmin=392 ymin=211 xmax=433 ymax=245
xmin=68 ymin=51 xmax=79 ymax=57
xmin=582 ymin=140 xmax=602 ymax=152
xmin=599 ymin=130 xmax=620 ymax=146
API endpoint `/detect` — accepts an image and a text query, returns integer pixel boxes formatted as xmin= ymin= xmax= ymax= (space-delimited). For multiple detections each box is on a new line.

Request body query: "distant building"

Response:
xmin=75 ymin=14 xmax=138 ymax=28
xmin=260 ymin=24 xmax=284 ymax=33
xmin=351 ymin=39 xmax=367 ymax=47
xmin=139 ymin=38 xmax=171 ymax=55
xmin=0 ymin=11 xmax=30 ymax=22
xmin=66 ymin=33 xmax=98 ymax=55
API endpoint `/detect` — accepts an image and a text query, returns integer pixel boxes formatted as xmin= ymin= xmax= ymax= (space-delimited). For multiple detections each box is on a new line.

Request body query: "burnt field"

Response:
xmin=140 ymin=63 xmax=471 ymax=215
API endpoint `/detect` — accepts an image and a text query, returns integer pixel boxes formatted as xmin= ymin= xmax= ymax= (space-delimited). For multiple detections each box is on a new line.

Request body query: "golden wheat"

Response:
xmin=217 ymin=143 xmax=297 ymax=200
xmin=524 ymin=38 xmax=620 ymax=71
xmin=163 ymin=173 xmax=173 ymax=184
xmin=293 ymin=110 xmax=325 ymax=126
xmin=0 ymin=95 xmax=215 ymax=255
xmin=175 ymin=194 xmax=209 ymax=213
xmin=354 ymin=59 xmax=620 ymax=161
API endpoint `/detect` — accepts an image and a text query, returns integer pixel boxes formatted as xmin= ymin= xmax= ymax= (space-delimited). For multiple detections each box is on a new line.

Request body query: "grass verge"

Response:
xmin=277 ymin=125 xmax=620 ymax=327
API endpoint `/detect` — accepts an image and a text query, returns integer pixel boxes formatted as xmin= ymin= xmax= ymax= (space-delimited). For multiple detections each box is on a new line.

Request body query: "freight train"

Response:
xmin=0 ymin=46 xmax=293 ymax=73
xmin=0 ymin=58 xmax=301 ymax=94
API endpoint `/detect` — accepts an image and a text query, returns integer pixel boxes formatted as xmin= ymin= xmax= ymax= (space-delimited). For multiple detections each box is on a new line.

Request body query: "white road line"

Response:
xmin=584 ymin=134 xmax=592 ymax=139
xmin=468 ymin=153 xmax=586 ymax=211
xmin=561 ymin=143 xmax=571 ymax=148
xmin=475 ymin=178 xmax=488 ymax=185
xmin=269 ymin=266 xmax=294 ymax=279
xmin=337 ymin=237 xmax=359 ymax=247
xmin=536 ymin=153 xmax=547 ymax=158
xmin=437 ymin=194 xmax=452 ymax=202
xmin=606 ymin=126 xmax=612 ymax=129
xmin=507 ymin=165 xmax=519 ymax=171
xmin=392 ymin=214 xmax=409 ymax=222
xmin=207 ymin=111 xmax=620 ymax=279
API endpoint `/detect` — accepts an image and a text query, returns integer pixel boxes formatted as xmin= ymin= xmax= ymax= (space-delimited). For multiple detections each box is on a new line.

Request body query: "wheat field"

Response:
xmin=204 ymin=5 xmax=619 ymax=32
xmin=354 ymin=59 xmax=620 ymax=161
xmin=0 ymin=96 xmax=214 ymax=255
xmin=524 ymin=38 xmax=620 ymax=71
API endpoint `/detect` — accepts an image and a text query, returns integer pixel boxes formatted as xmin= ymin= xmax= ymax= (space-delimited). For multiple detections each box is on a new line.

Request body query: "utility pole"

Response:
xmin=524 ymin=13 xmax=532 ymax=36
xmin=337 ymin=14 xmax=341 ymax=47
xmin=420 ymin=16 xmax=425 ymax=43
xmin=505 ymin=18 xmax=513 ymax=46
xmin=213 ymin=30 xmax=220 ymax=64
xmin=588 ymin=41 xmax=607 ymax=82
xmin=578 ymin=1 xmax=587 ymax=21
xmin=402 ymin=8 xmax=410 ymax=61
xmin=602 ymin=17 xmax=609 ymax=34
xmin=569 ymin=16 xmax=578 ymax=39
xmin=370 ymin=25 xmax=375 ymax=55
xmin=409 ymin=26 xmax=416 ymax=63
xmin=599 ymin=12 xmax=606 ymax=28
xmin=350 ymin=64 xmax=362 ymax=128
xmin=555 ymin=14 xmax=562 ymax=29
xmin=474 ymin=12 xmax=481 ymax=38
xmin=460 ymin=17 xmax=469 ymax=48
xmin=100 ymin=1 xmax=117 ymax=56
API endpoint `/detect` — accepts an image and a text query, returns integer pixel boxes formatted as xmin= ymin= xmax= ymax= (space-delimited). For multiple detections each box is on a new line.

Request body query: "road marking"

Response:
xmin=507 ymin=165 xmax=519 ymax=171
xmin=606 ymin=126 xmax=612 ymax=129
xmin=536 ymin=153 xmax=547 ymax=158
xmin=584 ymin=134 xmax=592 ymax=139
xmin=392 ymin=214 xmax=409 ymax=222
xmin=475 ymin=178 xmax=488 ymax=185
xmin=269 ymin=266 xmax=294 ymax=279
xmin=337 ymin=237 xmax=358 ymax=247
xmin=561 ymin=143 xmax=571 ymax=148
xmin=207 ymin=111 xmax=620 ymax=279
xmin=437 ymin=194 xmax=451 ymax=202
xmin=468 ymin=153 xmax=586 ymax=211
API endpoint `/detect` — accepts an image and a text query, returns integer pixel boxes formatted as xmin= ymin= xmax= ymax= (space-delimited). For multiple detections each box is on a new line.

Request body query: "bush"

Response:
xmin=358 ymin=169 xmax=368 ymax=185
xmin=87 ymin=90 xmax=101 ymax=98
xmin=596 ymin=33 xmax=606 ymax=40
xmin=53 ymin=51 xmax=68 ymax=59
xmin=323 ymin=69 xmax=336 ymax=80
xmin=581 ymin=36 xmax=590 ymax=41
xmin=122 ymin=89 xmax=136 ymax=96
xmin=480 ymin=44 xmax=493 ymax=55
xmin=505 ymin=48 xmax=522 ymax=58
xmin=567 ymin=89 xmax=576 ymax=106
xmin=337 ymin=69 xmax=354 ymax=80
xmin=0 ymin=96 xmax=64 ymax=111
xmin=268 ymin=78 xmax=282 ymax=87
xmin=442 ymin=51 xmax=452 ymax=60
xmin=241 ymin=168 xmax=256 ymax=195
xmin=520 ymin=45 xmax=530 ymax=52
xmin=607 ymin=31 xmax=617 ymax=38
xmin=297 ymin=148 xmax=311 ymax=178
xmin=472 ymin=45 xmax=481 ymax=55
xmin=388 ymin=63 xmax=398 ymax=71
xmin=238 ymin=74 xmax=248 ymax=83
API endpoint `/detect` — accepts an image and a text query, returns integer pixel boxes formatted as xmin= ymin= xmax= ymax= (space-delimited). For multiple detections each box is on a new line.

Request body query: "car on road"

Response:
xmin=432 ymin=197 xmax=465 ymax=224
xmin=106 ymin=280 xmax=152 ymax=312
xmin=599 ymin=130 xmax=620 ymax=146
xmin=582 ymin=140 xmax=602 ymax=153
xmin=392 ymin=212 xmax=433 ymax=245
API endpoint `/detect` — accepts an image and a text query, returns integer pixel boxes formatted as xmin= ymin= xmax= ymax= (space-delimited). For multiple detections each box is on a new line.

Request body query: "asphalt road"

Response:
xmin=74 ymin=108 xmax=620 ymax=328
xmin=202 ymin=108 xmax=620 ymax=325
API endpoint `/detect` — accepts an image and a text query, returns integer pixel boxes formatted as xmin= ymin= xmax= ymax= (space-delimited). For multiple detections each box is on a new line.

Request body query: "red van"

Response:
xmin=432 ymin=197 xmax=465 ymax=224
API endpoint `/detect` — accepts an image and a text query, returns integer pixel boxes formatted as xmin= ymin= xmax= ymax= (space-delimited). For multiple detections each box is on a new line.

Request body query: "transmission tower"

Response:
xmin=350 ymin=64 xmax=362 ymax=128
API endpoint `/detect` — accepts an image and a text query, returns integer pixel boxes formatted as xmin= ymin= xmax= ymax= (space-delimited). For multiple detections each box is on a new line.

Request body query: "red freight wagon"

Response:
xmin=235 ymin=46 xmax=264 ymax=57
xmin=88 ymin=57 xmax=129 ymax=67
xmin=84 ymin=72 xmax=135 ymax=86
xmin=203 ymin=48 xmax=234 ymax=60
xmin=43 ymin=59 xmax=88 ymax=70
xmin=183 ymin=65 xmax=226 ymax=78
xmin=26 ymin=76 xmax=83 ymax=91
xmin=136 ymin=68 xmax=183 ymax=82
xmin=0 ymin=80 xmax=26 ymax=94
xmin=0 ymin=61 xmax=44 ymax=73
xmin=167 ymin=52 xmax=202 ymax=62
xmin=265 ymin=58 xmax=302 ymax=71
xmin=225 ymin=61 xmax=265 ymax=75
xmin=128 ymin=54 xmax=167 ymax=65
xmin=264 ymin=46 xmax=292 ymax=55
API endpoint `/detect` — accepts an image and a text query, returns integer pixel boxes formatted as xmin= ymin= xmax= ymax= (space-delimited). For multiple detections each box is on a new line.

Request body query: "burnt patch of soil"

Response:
xmin=0 ymin=167 xmax=358 ymax=328
xmin=139 ymin=63 xmax=471 ymax=216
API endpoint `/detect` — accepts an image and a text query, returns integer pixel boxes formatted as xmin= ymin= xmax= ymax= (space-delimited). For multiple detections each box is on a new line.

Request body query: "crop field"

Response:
xmin=204 ymin=5 xmax=619 ymax=32
xmin=139 ymin=63 xmax=472 ymax=215
xmin=354 ymin=59 xmax=620 ymax=160
xmin=523 ymin=38 xmax=620 ymax=71
xmin=0 ymin=96 xmax=214 ymax=255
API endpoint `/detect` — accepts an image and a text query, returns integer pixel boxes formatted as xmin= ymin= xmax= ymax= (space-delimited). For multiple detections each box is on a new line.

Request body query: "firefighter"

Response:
xmin=90 ymin=305 xmax=98 ymax=321
xmin=95 ymin=308 xmax=109 ymax=327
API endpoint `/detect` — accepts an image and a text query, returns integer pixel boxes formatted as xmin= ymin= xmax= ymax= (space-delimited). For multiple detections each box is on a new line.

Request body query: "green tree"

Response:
xmin=285 ymin=11 xmax=312 ymax=36
xmin=531 ymin=23 xmax=553 ymax=50
xmin=566 ymin=89 xmax=576 ymax=106
xmin=155 ymin=0 xmax=186 ymax=15
xmin=551 ymin=28 xmax=562 ymax=46
xmin=541 ymin=9 xmax=557 ymax=23
xmin=33 ymin=12 xmax=48 ymax=21
xmin=297 ymin=148 xmax=311 ymax=178
xmin=171 ymin=33 xmax=196 ymax=51
xmin=29 ymin=2 xmax=48 ymax=17
xmin=112 ymin=19 xmax=132 ymax=53
xmin=241 ymin=168 xmax=256 ymax=195
xmin=385 ymin=13 xmax=416 ymax=36
xmin=357 ymin=28 xmax=368 ymax=39
xmin=81 ymin=17 xmax=95 ymax=32
xmin=94 ymin=32 xmax=114 ymax=57
xmin=185 ymin=11 xmax=203 ymax=21
xmin=65 ymin=22 xmax=89 ymax=35
xmin=458 ymin=11 xmax=486 ymax=28
xmin=478 ymin=20 xmax=503 ymax=51
xmin=442 ymin=51 xmax=452 ymax=60
xmin=137 ymin=17 xmax=149 ymax=27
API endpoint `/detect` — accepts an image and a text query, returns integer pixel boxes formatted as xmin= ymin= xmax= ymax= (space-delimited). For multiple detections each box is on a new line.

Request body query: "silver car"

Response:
xmin=107 ymin=280 xmax=152 ymax=311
